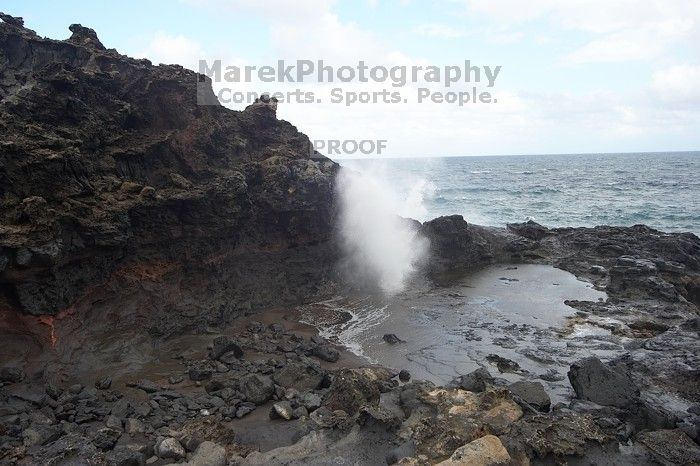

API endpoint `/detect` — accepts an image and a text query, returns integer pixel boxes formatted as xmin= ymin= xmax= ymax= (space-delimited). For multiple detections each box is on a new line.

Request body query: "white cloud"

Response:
xmin=460 ymin=0 xmax=700 ymax=63
xmin=136 ymin=32 xmax=204 ymax=70
xmin=651 ymin=64 xmax=700 ymax=105
xmin=414 ymin=23 xmax=464 ymax=38
xmin=148 ymin=0 xmax=699 ymax=155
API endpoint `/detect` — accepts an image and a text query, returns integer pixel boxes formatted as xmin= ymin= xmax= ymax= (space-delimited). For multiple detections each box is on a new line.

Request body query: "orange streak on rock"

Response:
xmin=37 ymin=315 xmax=57 ymax=348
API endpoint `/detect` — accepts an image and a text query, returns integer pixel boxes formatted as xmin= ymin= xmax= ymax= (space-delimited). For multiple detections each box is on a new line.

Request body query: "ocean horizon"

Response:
xmin=340 ymin=151 xmax=700 ymax=235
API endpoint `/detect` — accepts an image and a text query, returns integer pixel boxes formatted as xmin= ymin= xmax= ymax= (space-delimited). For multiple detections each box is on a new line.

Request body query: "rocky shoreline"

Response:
xmin=1 ymin=14 xmax=700 ymax=466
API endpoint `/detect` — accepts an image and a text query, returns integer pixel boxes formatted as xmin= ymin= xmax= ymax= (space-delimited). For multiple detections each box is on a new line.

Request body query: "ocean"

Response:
xmin=340 ymin=151 xmax=700 ymax=235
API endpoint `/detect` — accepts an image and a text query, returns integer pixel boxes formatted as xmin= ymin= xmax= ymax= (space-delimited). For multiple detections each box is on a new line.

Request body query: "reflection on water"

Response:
xmin=300 ymin=264 xmax=622 ymax=402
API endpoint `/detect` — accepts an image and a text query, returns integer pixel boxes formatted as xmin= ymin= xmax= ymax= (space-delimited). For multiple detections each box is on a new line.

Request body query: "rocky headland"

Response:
xmin=1 ymin=15 xmax=699 ymax=466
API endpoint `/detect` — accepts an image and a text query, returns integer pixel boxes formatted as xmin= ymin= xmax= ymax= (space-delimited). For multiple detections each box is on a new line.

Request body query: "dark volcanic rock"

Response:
xmin=421 ymin=215 xmax=495 ymax=272
xmin=210 ymin=336 xmax=243 ymax=360
xmin=382 ymin=333 xmax=404 ymax=345
xmin=240 ymin=373 xmax=274 ymax=405
xmin=323 ymin=368 xmax=392 ymax=415
xmin=449 ymin=368 xmax=493 ymax=392
xmin=507 ymin=220 xmax=550 ymax=240
xmin=508 ymin=381 xmax=551 ymax=412
xmin=0 ymin=19 xmax=338 ymax=321
xmin=568 ymin=357 xmax=639 ymax=407
xmin=312 ymin=345 xmax=340 ymax=363
xmin=637 ymin=429 xmax=700 ymax=465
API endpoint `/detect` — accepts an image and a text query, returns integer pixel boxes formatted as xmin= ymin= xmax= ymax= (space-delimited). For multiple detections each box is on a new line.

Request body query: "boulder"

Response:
xmin=450 ymin=368 xmax=493 ymax=392
xmin=95 ymin=376 xmax=112 ymax=390
xmin=187 ymin=441 xmax=226 ymax=466
xmin=92 ymin=428 xmax=122 ymax=451
xmin=210 ymin=336 xmax=243 ymax=361
xmin=507 ymin=220 xmax=550 ymax=241
xmin=435 ymin=435 xmax=511 ymax=466
xmin=323 ymin=368 xmax=391 ymax=415
xmin=270 ymin=401 xmax=294 ymax=420
xmin=312 ymin=345 xmax=340 ymax=363
xmin=241 ymin=374 xmax=274 ymax=405
xmin=568 ymin=357 xmax=638 ymax=407
xmin=508 ymin=381 xmax=551 ymax=412
xmin=273 ymin=363 xmax=325 ymax=391
xmin=155 ymin=437 xmax=186 ymax=460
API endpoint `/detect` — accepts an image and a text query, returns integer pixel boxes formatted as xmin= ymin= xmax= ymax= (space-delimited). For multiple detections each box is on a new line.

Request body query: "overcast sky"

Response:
xmin=6 ymin=0 xmax=700 ymax=157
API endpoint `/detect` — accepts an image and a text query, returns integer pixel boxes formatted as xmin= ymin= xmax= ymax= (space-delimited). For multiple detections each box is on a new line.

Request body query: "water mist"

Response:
xmin=336 ymin=166 xmax=431 ymax=295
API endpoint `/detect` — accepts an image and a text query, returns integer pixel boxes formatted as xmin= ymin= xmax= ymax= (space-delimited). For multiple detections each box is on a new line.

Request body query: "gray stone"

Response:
xmin=111 ymin=399 xmax=132 ymax=418
xmin=312 ymin=345 xmax=340 ymax=363
xmin=93 ymin=427 xmax=122 ymax=451
xmin=187 ymin=441 xmax=226 ymax=466
xmin=105 ymin=415 xmax=123 ymax=431
xmin=568 ymin=357 xmax=639 ymax=407
xmin=107 ymin=445 xmax=145 ymax=466
xmin=95 ymin=376 xmax=112 ymax=390
xmin=300 ymin=392 xmax=322 ymax=411
xmin=508 ymin=381 xmax=551 ymax=412
xmin=241 ymin=373 xmax=275 ymax=405
xmin=273 ymin=363 xmax=325 ymax=391
xmin=210 ymin=336 xmax=243 ymax=360
xmin=451 ymin=368 xmax=493 ymax=392
xmin=125 ymin=418 xmax=145 ymax=434
xmin=271 ymin=401 xmax=295 ymax=420
xmin=155 ymin=437 xmax=186 ymax=460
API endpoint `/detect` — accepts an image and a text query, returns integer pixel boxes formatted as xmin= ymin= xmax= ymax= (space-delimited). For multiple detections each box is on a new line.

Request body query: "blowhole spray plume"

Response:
xmin=336 ymin=166 xmax=430 ymax=295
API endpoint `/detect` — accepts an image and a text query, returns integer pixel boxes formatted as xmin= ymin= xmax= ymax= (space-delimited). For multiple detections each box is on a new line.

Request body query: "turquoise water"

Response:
xmin=340 ymin=152 xmax=700 ymax=235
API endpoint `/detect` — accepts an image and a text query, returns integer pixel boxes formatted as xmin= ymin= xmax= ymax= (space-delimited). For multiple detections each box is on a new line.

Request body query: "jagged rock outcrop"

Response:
xmin=0 ymin=18 xmax=338 ymax=323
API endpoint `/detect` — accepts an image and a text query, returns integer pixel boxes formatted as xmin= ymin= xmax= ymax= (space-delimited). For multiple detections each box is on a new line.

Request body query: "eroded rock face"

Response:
xmin=0 ymin=19 xmax=338 ymax=321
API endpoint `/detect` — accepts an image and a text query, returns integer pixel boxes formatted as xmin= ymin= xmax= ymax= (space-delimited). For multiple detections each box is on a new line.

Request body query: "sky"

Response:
xmin=4 ymin=0 xmax=700 ymax=157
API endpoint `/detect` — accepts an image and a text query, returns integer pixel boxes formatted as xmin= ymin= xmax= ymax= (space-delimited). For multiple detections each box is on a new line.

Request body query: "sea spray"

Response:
xmin=336 ymin=166 xmax=430 ymax=294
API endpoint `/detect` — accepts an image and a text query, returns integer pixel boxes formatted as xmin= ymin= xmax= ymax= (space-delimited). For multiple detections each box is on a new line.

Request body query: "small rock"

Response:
xmin=155 ymin=437 xmax=186 ymax=460
xmin=312 ymin=345 xmax=340 ymax=363
xmin=271 ymin=401 xmax=294 ymax=420
xmin=105 ymin=415 xmax=123 ymax=431
xmin=383 ymin=334 xmax=404 ymax=345
xmin=299 ymin=392 xmax=322 ymax=411
xmin=106 ymin=445 xmax=145 ymax=466
xmin=95 ymin=376 xmax=112 ymax=390
xmin=398 ymin=370 xmax=411 ymax=382
xmin=93 ymin=427 xmax=122 ymax=451
xmin=168 ymin=375 xmax=184 ymax=385
xmin=486 ymin=354 xmax=520 ymax=373
xmin=125 ymin=418 xmax=145 ymax=434
xmin=451 ymin=368 xmax=493 ymax=392
xmin=189 ymin=366 xmax=213 ymax=382
xmin=236 ymin=404 xmax=255 ymax=418
xmin=128 ymin=379 xmax=159 ymax=393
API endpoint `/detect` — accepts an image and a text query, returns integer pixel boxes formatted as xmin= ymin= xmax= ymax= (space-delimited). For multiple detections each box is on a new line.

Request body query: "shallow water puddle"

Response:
xmin=301 ymin=264 xmax=614 ymax=402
